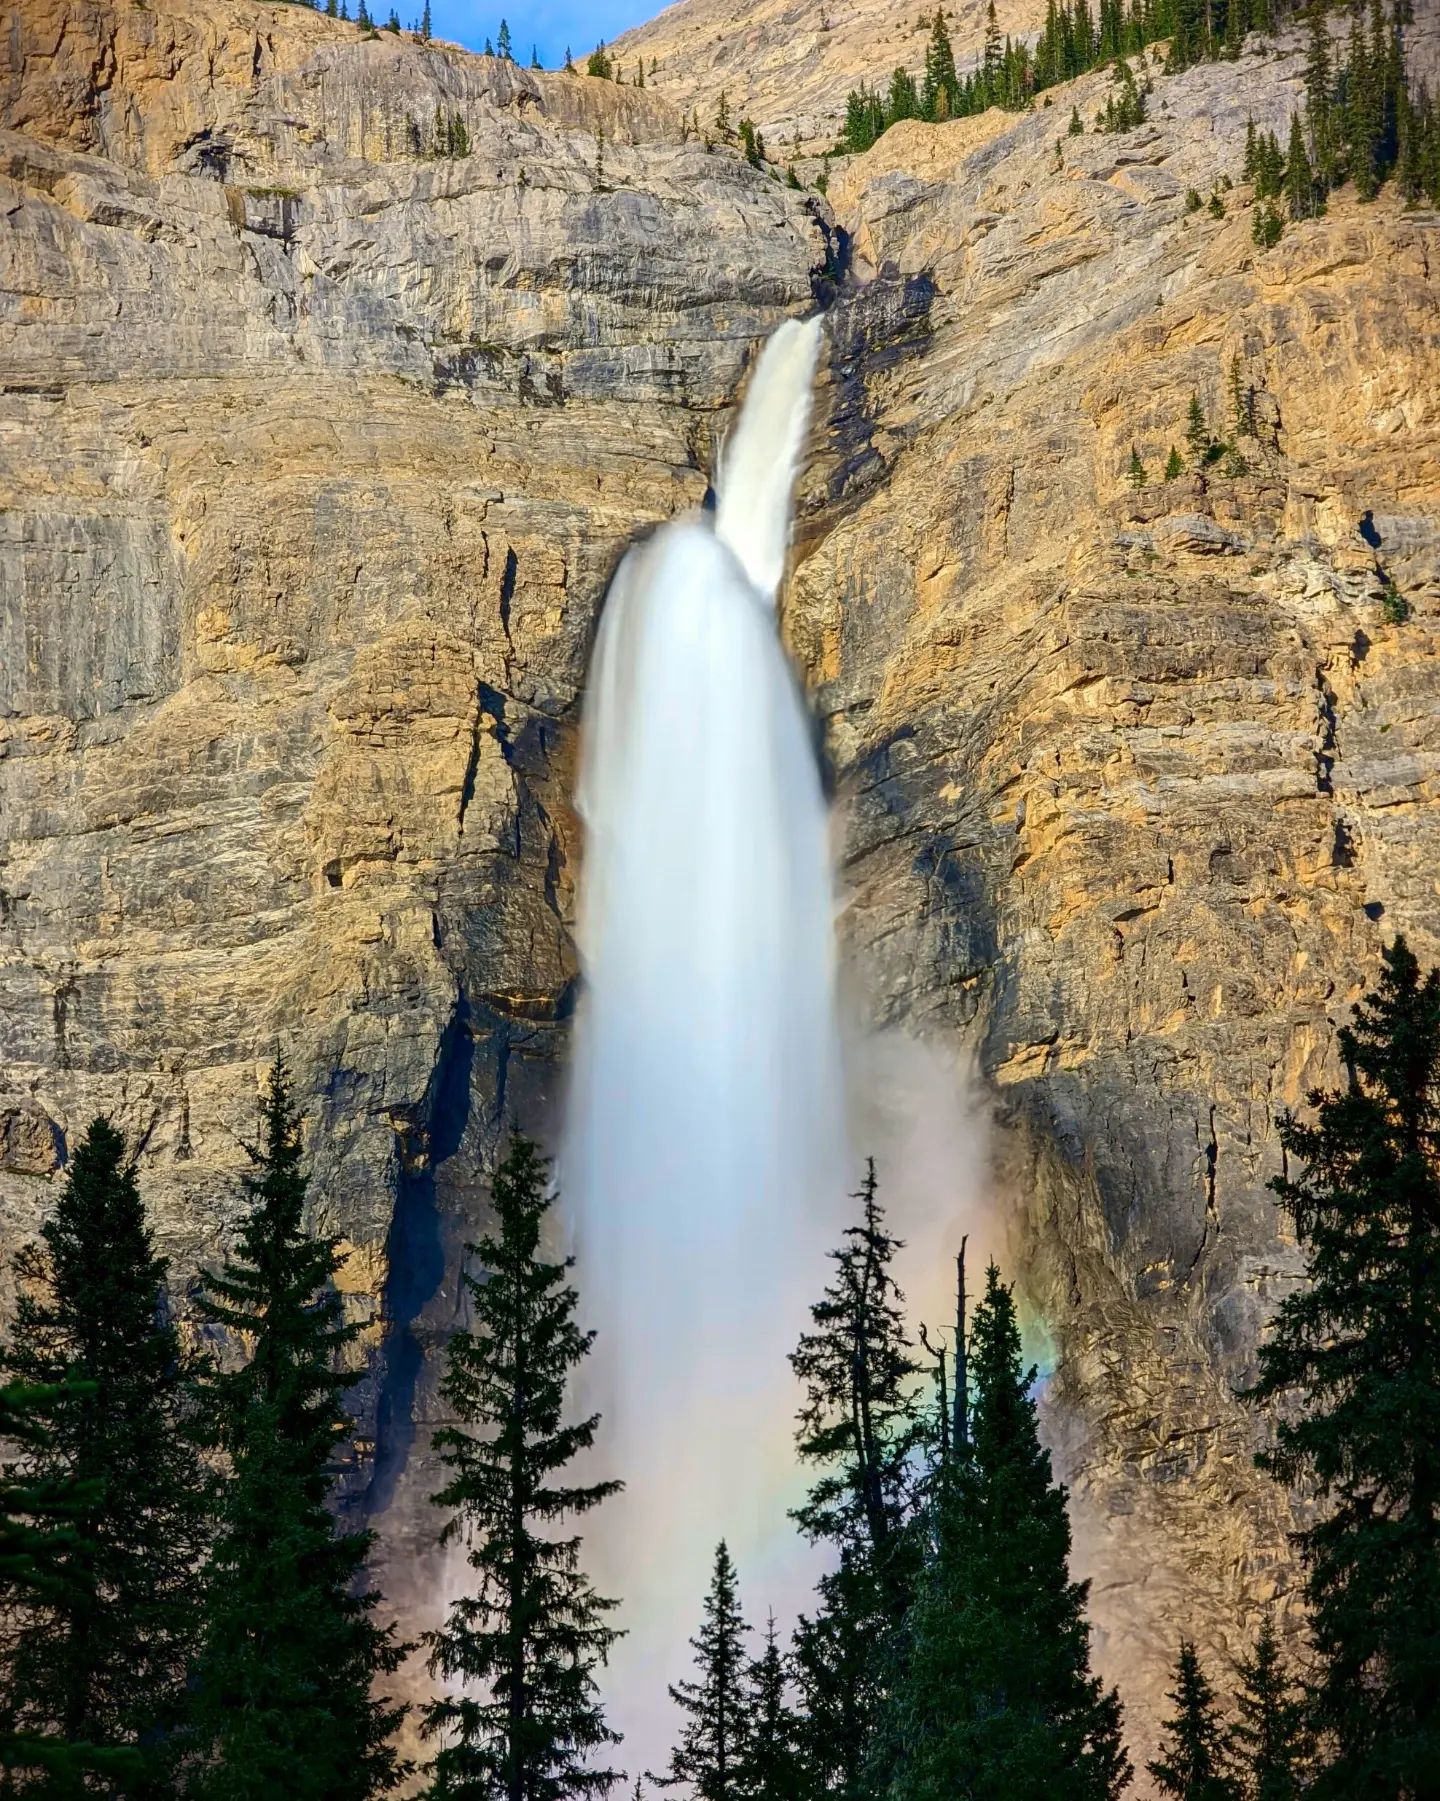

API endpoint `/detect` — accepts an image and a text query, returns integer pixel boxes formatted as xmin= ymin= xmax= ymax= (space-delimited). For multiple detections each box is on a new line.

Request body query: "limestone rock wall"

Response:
xmin=4 ymin=0 xmax=1440 ymax=1773
xmin=790 ymin=20 xmax=1440 ymax=1757
xmin=0 ymin=0 xmax=828 ymax=1610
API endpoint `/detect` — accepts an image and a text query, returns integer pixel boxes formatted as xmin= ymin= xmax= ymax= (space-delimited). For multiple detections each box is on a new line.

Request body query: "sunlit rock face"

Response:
xmin=785 ymin=14 xmax=1440 ymax=1766
xmin=0 ymin=0 xmax=830 ymax=1688
xmin=4 ymin=0 xmax=1440 ymax=1774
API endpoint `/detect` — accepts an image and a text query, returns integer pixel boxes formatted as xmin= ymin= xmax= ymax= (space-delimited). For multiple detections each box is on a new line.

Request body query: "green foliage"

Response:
xmin=1208 ymin=188 xmax=1226 ymax=216
xmin=1128 ymin=445 xmax=1147 ymax=489
xmin=745 ymin=1616 xmax=806 ymax=1801
xmin=423 ymin=1132 xmax=620 ymax=1801
xmin=716 ymin=89 xmax=732 ymax=137
xmin=188 ymin=1063 xmax=408 ymax=1800
xmin=1252 ymin=201 xmax=1284 ymax=246
xmin=790 ymin=1163 xmax=923 ymax=1798
xmin=0 ymin=1377 xmax=143 ymax=1792
xmin=1249 ymin=940 xmax=1440 ymax=1796
xmin=739 ymin=119 xmax=766 ymax=166
xmin=1227 ymin=1615 xmax=1310 ymax=1801
xmin=1380 ymin=575 xmax=1410 ymax=623
xmin=1165 ymin=444 xmax=1185 ymax=480
xmin=0 ymin=1117 xmax=209 ymax=1793
xmin=433 ymin=106 xmax=469 ymax=157
xmin=654 ymin=1543 xmax=752 ymax=1801
xmin=1185 ymin=393 xmax=1210 ymax=464
xmin=890 ymin=1265 xmax=1130 ymax=1801
xmin=496 ymin=18 xmax=511 ymax=59
xmin=1069 ymin=105 xmax=1084 ymax=136
xmin=587 ymin=42 xmax=613 ymax=79
xmin=1098 ymin=57 xmax=1148 ymax=132
xmin=1147 ymin=1641 xmax=1239 ymax=1801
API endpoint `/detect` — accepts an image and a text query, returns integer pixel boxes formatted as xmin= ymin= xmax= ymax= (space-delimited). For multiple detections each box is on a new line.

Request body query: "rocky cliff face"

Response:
xmin=0 ymin=0 xmax=829 ymax=1642
xmin=792 ymin=13 xmax=1440 ymax=1746
xmin=4 ymin=0 xmax=1440 ymax=1772
xmin=613 ymin=0 xmax=1043 ymax=156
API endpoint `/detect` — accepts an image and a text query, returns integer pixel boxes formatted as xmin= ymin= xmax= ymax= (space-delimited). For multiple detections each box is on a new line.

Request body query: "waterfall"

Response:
xmin=564 ymin=316 xmax=844 ymax=1767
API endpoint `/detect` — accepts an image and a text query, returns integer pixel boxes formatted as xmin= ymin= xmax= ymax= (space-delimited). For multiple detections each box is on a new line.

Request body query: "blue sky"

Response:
xmin=428 ymin=1 xmax=660 ymax=64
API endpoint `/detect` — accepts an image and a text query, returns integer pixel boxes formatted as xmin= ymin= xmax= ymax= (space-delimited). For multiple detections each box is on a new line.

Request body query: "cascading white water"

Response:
xmin=564 ymin=316 xmax=844 ymax=1769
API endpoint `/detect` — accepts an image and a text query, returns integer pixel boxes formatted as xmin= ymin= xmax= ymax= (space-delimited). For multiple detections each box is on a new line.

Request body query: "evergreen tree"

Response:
xmin=1229 ymin=355 xmax=1254 ymax=442
xmin=789 ymin=1163 xmax=923 ymax=1801
xmin=531 ymin=45 xmax=540 ymax=69
xmin=418 ymin=0 xmax=428 ymax=32
xmin=921 ymin=11 xmax=959 ymax=121
xmin=0 ymin=1117 xmax=208 ymax=1794
xmin=423 ymin=1132 xmax=621 ymax=1801
xmin=1070 ymin=105 xmax=1084 ymax=135
xmin=1284 ymin=111 xmax=1320 ymax=218
xmin=745 ymin=1616 xmax=805 ymax=1801
xmin=496 ymin=18 xmax=512 ymax=60
xmin=887 ymin=66 xmax=921 ymax=126
xmin=1186 ymin=393 xmax=1210 ymax=465
xmin=891 ymin=1264 xmax=1130 ymax=1801
xmin=1248 ymin=940 xmax=1440 ymax=1798
xmin=188 ymin=1063 xmax=408 ymax=1801
xmin=1165 ymin=445 xmax=1185 ymax=480
xmin=0 ymin=1377 xmax=140 ymax=1792
xmin=1148 ymin=1642 xmax=1239 ymax=1801
xmin=1252 ymin=202 xmax=1284 ymax=248
xmin=1128 ymin=446 xmax=1147 ymax=489
xmin=654 ymin=1543 xmax=752 ymax=1801
xmin=1227 ymin=1616 xmax=1309 ymax=1801
xmin=587 ymin=42 xmax=613 ymax=79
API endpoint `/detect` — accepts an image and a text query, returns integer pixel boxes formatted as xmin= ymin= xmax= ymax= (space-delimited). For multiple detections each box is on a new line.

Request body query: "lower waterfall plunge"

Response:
xmin=562 ymin=316 xmax=847 ymax=1767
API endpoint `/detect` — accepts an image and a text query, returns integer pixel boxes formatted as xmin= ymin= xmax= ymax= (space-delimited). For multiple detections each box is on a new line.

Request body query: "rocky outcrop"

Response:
xmin=790 ymin=20 xmax=1440 ymax=1758
xmin=0 ymin=0 xmax=828 ymax=1659
xmin=4 ymin=0 xmax=1440 ymax=1776
xmin=614 ymin=0 xmax=1044 ymax=158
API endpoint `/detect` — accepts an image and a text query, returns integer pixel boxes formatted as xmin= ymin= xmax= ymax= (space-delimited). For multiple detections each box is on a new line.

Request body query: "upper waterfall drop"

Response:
xmin=563 ymin=313 xmax=843 ymax=1768
xmin=714 ymin=317 xmax=825 ymax=602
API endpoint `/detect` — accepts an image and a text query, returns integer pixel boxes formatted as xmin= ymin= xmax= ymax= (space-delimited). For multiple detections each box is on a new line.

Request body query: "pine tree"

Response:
xmin=1186 ymin=392 xmax=1210 ymax=465
xmin=654 ymin=1543 xmax=752 ymax=1801
xmin=1229 ymin=355 xmax=1254 ymax=442
xmin=0 ymin=1117 xmax=209 ymax=1792
xmin=496 ymin=18 xmax=512 ymax=60
xmin=1227 ymin=1616 xmax=1309 ymax=1801
xmin=0 ymin=1377 xmax=140 ymax=1791
xmin=716 ymin=89 xmax=732 ymax=137
xmin=1128 ymin=446 xmax=1147 ymax=489
xmin=891 ymin=1264 xmax=1130 ymax=1801
xmin=921 ymin=11 xmax=959 ymax=121
xmin=188 ymin=1063 xmax=408 ymax=1800
xmin=587 ymin=42 xmax=613 ymax=79
xmin=887 ymin=66 xmax=921 ymax=125
xmin=530 ymin=45 xmax=540 ymax=69
xmin=423 ymin=1131 xmax=621 ymax=1801
xmin=1165 ymin=445 xmax=1185 ymax=480
xmin=745 ymin=1616 xmax=806 ymax=1801
xmin=789 ymin=1163 xmax=924 ymax=1800
xmin=1069 ymin=104 xmax=1084 ymax=135
xmin=1248 ymin=940 xmax=1440 ymax=1798
xmin=1148 ymin=1642 xmax=1239 ymax=1801
xmin=419 ymin=0 xmax=429 ymax=35
xmin=1284 ymin=110 xmax=1320 ymax=218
